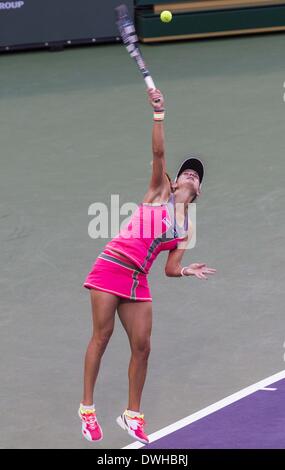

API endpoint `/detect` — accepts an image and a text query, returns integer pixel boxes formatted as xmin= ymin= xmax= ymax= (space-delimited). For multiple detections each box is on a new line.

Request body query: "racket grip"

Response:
xmin=145 ymin=76 xmax=160 ymax=103
xmin=145 ymin=75 xmax=155 ymax=90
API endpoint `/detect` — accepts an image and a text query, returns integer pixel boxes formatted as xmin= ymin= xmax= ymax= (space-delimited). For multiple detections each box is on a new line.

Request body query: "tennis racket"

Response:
xmin=115 ymin=4 xmax=159 ymax=99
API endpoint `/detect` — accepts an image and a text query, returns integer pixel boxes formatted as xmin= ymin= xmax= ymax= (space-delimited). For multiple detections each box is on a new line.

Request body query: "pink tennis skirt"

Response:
xmin=83 ymin=249 xmax=152 ymax=302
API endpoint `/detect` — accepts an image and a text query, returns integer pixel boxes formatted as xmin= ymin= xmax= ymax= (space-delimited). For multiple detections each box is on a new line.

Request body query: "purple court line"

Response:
xmin=144 ymin=378 xmax=285 ymax=449
xmin=123 ymin=370 xmax=285 ymax=449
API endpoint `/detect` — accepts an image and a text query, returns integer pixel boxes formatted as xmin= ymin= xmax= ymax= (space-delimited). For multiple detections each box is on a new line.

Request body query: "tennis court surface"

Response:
xmin=125 ymin=371 xmax=285 ymax=448
xmin=1 ymin=31 xmax=285 ymax=449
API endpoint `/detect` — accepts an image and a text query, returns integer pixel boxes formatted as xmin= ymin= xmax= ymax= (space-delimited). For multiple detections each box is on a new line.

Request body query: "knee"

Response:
xmin=131 ymin=339 xmax=151 ymax=361
xmin=93 ymin=328 xmax=114 ymax=352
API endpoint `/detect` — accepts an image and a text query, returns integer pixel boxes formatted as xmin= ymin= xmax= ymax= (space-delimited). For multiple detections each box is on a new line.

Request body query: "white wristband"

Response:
xmin=181 ymin=267 xmax=187 ymax=277
xmin=153 ymin=111 xmax=165 ymax=121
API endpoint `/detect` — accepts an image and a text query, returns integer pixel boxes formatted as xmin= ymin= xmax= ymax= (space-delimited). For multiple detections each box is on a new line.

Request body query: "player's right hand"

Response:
xmin=148 ymin=88 xmax=165 ymax=110
xmin=184 ymin=263 xmax=217 ymax=280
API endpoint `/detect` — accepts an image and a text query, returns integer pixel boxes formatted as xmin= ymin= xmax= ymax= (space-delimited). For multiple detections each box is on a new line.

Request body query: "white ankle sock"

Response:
xmin=80 ymin=403 xmax=95 ymax=411
xmin=126 ymin=409 xmax=141 ymax=418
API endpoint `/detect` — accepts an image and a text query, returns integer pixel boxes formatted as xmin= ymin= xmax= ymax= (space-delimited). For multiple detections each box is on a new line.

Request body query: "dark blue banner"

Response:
xmin=0 ymin=0 xmax=134 ymax=50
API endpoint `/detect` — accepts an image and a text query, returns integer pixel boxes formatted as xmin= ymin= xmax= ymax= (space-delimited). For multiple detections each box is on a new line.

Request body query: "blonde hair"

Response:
xmin=165 ymin=172 xmax=172 ymax=190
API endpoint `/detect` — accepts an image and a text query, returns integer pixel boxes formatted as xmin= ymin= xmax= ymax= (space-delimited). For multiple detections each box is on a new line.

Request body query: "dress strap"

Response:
xmin=184 ymin=210 xmax=189 ymax=231
xmin=168 ymin=192 xmax=188 ymax=235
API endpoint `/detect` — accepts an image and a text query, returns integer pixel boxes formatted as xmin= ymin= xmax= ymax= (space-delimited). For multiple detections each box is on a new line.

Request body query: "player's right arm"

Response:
xmin=165 ymin=226 xmax=216 ymax=279
xmin=143 ymin=89 xmax=170 ymax=203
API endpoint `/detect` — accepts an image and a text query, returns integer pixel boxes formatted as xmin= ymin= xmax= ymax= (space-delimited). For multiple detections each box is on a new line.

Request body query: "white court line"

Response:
xmin=123 ymin=369 xmax=285 ymax=449
xmin=260 ymin=387 xmax=277 ymax=391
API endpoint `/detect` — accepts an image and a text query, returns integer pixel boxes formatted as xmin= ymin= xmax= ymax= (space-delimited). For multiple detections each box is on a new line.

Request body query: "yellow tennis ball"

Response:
xmin=160 ymin=10 xmax=172 ymax=23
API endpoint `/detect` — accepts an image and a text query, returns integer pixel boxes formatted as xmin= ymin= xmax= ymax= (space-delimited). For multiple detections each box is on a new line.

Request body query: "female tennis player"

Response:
xmin=78 ymin=88 xmax=216 ymax=444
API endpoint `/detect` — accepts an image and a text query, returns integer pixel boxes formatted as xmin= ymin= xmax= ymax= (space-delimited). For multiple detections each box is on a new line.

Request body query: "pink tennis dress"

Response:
xmin=84 ymin=193 xmax=188 ymax=301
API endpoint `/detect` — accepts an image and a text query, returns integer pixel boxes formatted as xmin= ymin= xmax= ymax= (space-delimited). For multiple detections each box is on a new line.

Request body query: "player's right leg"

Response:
xmin=116 ymin=299 xmax=152 ymax=444
xmin=79 ymin=289 xmax=119 ymax=442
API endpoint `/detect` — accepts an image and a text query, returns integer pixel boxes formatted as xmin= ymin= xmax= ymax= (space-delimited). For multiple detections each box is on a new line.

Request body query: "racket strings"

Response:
xmin=118 ymin=23 xmax=138 ymax=45
xmin=116 ymin=5 xmax=151 ymax=81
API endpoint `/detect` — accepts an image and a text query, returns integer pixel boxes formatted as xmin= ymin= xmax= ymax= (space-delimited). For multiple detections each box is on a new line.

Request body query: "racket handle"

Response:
xmin=145 ymin=75 xmax=155 ymax=90
xmin=145 ymin=75 xmax=160 ymax=103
